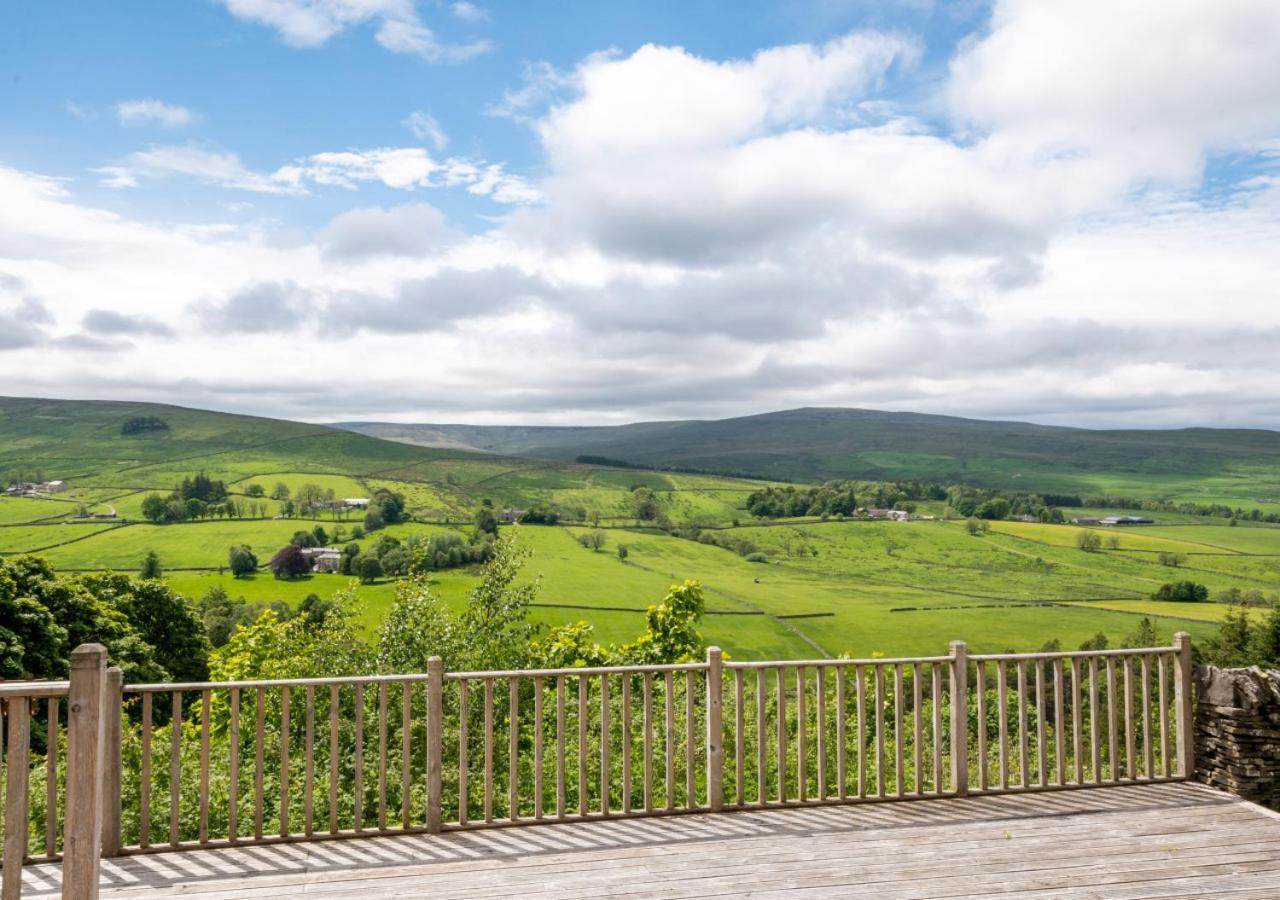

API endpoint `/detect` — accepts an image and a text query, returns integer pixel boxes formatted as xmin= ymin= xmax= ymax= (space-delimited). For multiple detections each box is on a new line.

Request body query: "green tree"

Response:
xmin=85 ymin=574 xmax=210 ymax=682
xmin=244 ymin=483 xmax=265 ymax=498
xmin=1123 ymin=617 xmax=1160 ymax=648
xmin=1153 ymin=581 xmax=1209 ymax=602
xmin=139 ymin=550 xmax=163 ymax=580
xmin=617 ymin=543 xmax=629 ymax=561
xmin=474 ymin=505 xmax=499 ymax=536
xmin=355 ymin=554 xmax=383 ymax=584
xmin=140 ymin=493 xmax=171 ymax=523
xmin=271 ymin=482 xmax=290 ymax=501
xmin=1076 ymin=530 xmax=1102 ymax=552
xmin=228 ymin=545 xmax=258 ymax=578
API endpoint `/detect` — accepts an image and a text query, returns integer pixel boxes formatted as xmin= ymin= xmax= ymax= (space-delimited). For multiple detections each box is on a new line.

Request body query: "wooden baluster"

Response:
xmin=620 ymin=674 xmax=630 ymax=815
xmin=228 ymin=689 xmax=239 ymax=843
xmin=3 ymin=691 xmax=31 ymax=899
xmin=1141 ymin=655 xmax=1153 ymax=780
xmin=1018 ymin=660 xmax=1029 ymax=788
xmin=512 ymin=677 xmax=522 ymax=821
xmin=280 ymin=686 xmax=291 ymax=837
xmin=1158 ymin=654 xmax=1170 ymax=777
xmin=1017 ymin=661 xmax=1029 ymax=788
xmin=534 ymin=677 xmax=544 ymax=820
xmin=797 ymin=666 xmax=808 ymax=802
xmin=874 ymin=664 xmax=885 ymax=798
xmin=665 ymin=671 xmax=676 ymax=810
xmin=1071 ymin=659 xmax=1083 ymax=784
xmin=996 ymin=661 xmax=1009 ymax=789
xmin=836 ymin=667 xmax=847 ymax=800
xmin=599 ymin=674 xmax=609 ymax=816
xmin=328 ymin=685 xmax=339 ymax=834
xmin=951 ymin=642 xmax=969 ymax=798
xmin=1106 ymin=657 xmax=1118 ymax=783
xmin=756 ymin=668 xmax=767 ymax=805
xmin=1123 ymin=657 xmax=1135 ymax=780
xmin=976 ymin=661 xmax=988 ymax=790
xmin=426 ymin=657 xmax=443 ymax=834
xmin=173 ymin=691 xmax=185 ymax=847
xmin=458 ymin=679 xmax=469 ymax=825
xmin=856 ymin=665 xmax=867 ymax=799
xmin=103 ymin=669 xmax=122 ymax=860
xmin=932 ymin=663 xmax=943 ymax=793
xmin=44 ymin=696 xmax=58 ymax=858
xmin=578 ymin=675 xmax=589 ymax=815
xmin=199 ymin=689 xmax=211 ymax=842
xmin=139 ymin=694 xmax=151 ymax=849
xmin=1036 ymin=661 xmax=1047 ymax=787
xmin=776 ymin=667 xmax=788 ymax=803
xmin=485 ymin=677 xmax=495 ymax=823
xmin=1053 ymin=658 xmax=1065 ymax=785
xmin=734 ymin=668 xmax=745 ymax=807
xmin=251 ymin=688 xmax=266 ymax=840
xmin=377 ymin=682 xmax=388 ymax=830
xmin=304 ymin=686 xmax=315 ymax=837
xmin=685 ymin=670 xmax=696 ymax=807
xmin=353 ymin=686 xmax=363 ymax=834
xmin=912 ymin=663 xmax=922 ymax=796
xmin=643 ymin=672 xmax=654 ymax=812
xmin=1089 ymin=658 xmax=1101 ymax=785
xmin=892 ymin=665 xmax=904 ymax=798
xmin=816 ymin=667 xmax=828 ymax=800
xmin=557 ymin=675 xmax=567 ymax=818
xmin=401 ymin=682 xmax=412 ymax=829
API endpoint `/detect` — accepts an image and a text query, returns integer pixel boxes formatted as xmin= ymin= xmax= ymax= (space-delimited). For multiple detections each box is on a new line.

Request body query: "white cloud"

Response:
xmin=402 ymin=110 xmax=448 ymax=150
xmin=216 ymin=0 xmax=490 ymax=61
xmin=98 ymin=143 xmax=539 ymax=203
xmin=451 ymin=2 xmax=488 ymax=22
xmin=319 ymin=203 xmax=453 ymax=260
xmin=116 ymin=99 xmax=197 ymax=128
xmin=64 ymin=100 xmax=96 ymax=121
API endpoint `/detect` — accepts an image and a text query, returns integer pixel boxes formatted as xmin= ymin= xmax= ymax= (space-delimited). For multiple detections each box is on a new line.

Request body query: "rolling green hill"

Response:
xmin=340 ymin=407 xmax=1280 ymax=510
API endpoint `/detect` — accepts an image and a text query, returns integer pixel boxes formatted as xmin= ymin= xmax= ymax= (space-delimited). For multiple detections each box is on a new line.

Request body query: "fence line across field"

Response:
xmin=0 ymin=634 xmax=1195 ymax=898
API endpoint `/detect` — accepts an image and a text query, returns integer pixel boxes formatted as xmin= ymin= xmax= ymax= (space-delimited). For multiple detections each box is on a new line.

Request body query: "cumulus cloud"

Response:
xmin=116 ymin=99 xmax=197 ymax=128
xmin=450 ymin=2 xmax=488 ymax=22
xmin=318 ymin=203 xmax=453 ymax=260
xmin=0 ymin=297 xmax=53 ymax=350
xmin=216 ymin=0 xmax=490 ymax=61
xmin=195 ymin=281 xmax=320 ymax=333
xmin=81 ymin=308 xmax=173 ymax=336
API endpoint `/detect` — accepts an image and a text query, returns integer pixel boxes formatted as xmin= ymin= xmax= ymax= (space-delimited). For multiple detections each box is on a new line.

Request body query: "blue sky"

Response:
xmin=1 ymin=1 xmax=1279 ymax=427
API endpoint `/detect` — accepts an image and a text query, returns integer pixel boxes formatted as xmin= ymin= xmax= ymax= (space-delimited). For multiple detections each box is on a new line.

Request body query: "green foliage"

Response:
xmin=120 ymin=415 xmax=169 ymax=435
xmin=747 ymin=481 xmax=858 ymax=518
xmin=1076 ymin=530 xmax=1102 ymax=552
xmin=81 ymin=572 xmax=210 ymax=682
xmin=1153 ymin=581 xmax=1209 ymax=602
xmin=618 ymin=580 xmax=705 ymax=664
xmin=139 ymin=549 xmax=163 ymax=580
xmin=1202 ymin=601 xmax=1280 ymax=668
xmin=228 ymin=544 xmax=257 ymax=578
xmin=473 ymin=505 xmax=498 ymax=536
xmin=355 ymin=554 xmax=383 ymax=583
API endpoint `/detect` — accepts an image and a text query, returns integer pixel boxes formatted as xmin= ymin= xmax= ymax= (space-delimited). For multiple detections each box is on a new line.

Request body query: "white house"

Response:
xmin=301 ymin=546 xmax=343 ymax=573
xmin=343 ymin=498 xmax=370 ymax=509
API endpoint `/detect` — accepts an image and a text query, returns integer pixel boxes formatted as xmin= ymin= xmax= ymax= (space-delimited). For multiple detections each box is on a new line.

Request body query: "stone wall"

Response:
xmin=1194 ymin=665 xmax=1280 ymax=810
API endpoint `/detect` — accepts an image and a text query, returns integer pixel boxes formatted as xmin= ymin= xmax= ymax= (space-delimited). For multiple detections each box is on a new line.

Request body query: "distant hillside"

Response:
xmin=339 ymin=407 xmax=1280 ymax=503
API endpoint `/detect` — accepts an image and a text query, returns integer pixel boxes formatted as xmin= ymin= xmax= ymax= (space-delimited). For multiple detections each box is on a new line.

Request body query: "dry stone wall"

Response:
xmin=1194 ymin=665 xmax=1280 ymax=810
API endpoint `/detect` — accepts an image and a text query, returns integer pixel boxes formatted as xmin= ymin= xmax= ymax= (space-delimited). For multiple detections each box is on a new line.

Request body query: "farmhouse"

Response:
xmin=1071 ymin=516 xmax=1102 ymax=525
xmin=343 ymin=497 xmax=370 ymax=509
xmin=1101 ymin=515 xmax=1154 ymax=526
xmin=4 ymin=479 xmax=68 ymax=495
xmin=301 ymin=546 xmax=342 ymax=573
xmin=500 ymin=507 xmax=527 ymax=523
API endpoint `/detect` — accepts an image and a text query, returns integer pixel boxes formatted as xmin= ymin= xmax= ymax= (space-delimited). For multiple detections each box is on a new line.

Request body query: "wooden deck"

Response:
xmin=18 ymin=782 xmax=1280 ymax=898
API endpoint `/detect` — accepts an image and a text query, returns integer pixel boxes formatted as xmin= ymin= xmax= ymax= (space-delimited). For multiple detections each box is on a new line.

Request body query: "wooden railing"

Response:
xmin=0 ymin=634 xmax=1196 ymax=895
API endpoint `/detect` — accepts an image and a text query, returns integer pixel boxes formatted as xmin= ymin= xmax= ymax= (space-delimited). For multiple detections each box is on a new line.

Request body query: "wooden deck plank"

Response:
xmin=19 ymin=782 xmax=1280 ymax=899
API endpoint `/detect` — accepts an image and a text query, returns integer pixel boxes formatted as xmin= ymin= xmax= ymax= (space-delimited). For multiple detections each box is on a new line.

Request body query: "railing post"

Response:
xmin=64 ymin=643 xmax=107 ymax=900
xmin=426 ymin=656 xmax=443 ymax=834
xmin=3 ymin=694 xmax=32 ymax=900
xmin=101 ymin=667 xmax=123 ymax=858
xmin=1173 ymin=632 xmax=1195 ymax=779
xmin=705 ymin=647 xmax=724 ymax=811
xmin=950 ymin=641 xmax=969 ymax=796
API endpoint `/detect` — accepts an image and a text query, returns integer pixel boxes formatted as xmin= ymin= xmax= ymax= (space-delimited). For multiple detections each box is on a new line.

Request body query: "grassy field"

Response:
xmin=5 ymin=396 xmax=1277 ymax=662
